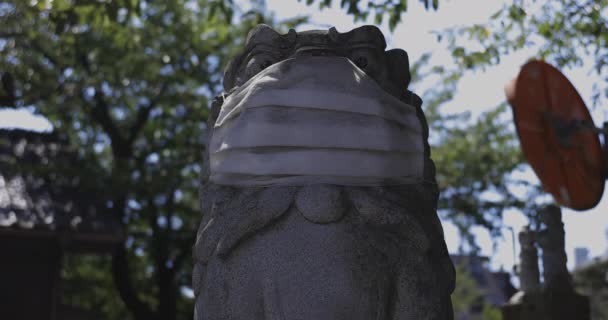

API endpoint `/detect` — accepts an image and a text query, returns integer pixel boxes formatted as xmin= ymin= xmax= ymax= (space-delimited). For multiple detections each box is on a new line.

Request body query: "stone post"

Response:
xmin=519 ymin=226 xmax=540 ymax=293
xmin=538 ymin=205 xmax=572 ymax=291
xmin=502 ymin=205 xmax=590 ymax=320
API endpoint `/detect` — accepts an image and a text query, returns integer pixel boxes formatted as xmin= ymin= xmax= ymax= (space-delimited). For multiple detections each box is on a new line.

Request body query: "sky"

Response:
xmin=1 ymin=0 xmax=607 ymax=274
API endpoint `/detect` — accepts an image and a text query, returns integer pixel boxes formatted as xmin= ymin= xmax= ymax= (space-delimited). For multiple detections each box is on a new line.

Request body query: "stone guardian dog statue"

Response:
xmin=193 ymin=25 xmax=455 ymax=320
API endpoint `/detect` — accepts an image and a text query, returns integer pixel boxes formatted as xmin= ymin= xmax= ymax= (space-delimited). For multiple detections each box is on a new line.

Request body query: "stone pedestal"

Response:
xmin=502 ymin=205 xmax=590 ymax=320
xmin=502 ymin=290 xmax=590 ymax=320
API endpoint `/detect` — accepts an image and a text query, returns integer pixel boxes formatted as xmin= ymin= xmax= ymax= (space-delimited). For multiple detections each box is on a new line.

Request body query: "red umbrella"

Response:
xmin=505 ymin=60 xmax=605 ymax=210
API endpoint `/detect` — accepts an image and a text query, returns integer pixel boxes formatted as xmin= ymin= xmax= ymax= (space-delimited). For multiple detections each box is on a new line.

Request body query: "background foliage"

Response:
xmin=1 ymin=1 xmax=304 ymax=319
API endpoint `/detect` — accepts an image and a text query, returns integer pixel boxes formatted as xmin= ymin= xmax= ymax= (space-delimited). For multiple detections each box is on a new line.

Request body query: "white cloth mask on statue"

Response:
xmin=209 ymin=56 xmax=424 ymax=187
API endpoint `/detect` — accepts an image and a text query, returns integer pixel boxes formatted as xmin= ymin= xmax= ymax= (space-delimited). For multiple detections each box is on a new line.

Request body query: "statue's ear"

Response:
xmin=245 ymin=24 xmax=281 ymax=46
xmin=223 ymin=53 xmax=245 ymax=92
xmin=223 ymin=24 xmax=284 ymax=91
xmin=386 ymin=49 xmax=411 ymax=89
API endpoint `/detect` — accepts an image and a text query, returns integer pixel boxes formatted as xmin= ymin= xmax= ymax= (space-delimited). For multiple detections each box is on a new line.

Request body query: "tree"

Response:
xmin=429 ymin=1 xmax=608 ymax=248
xmin=300 ymin=0 xmax=608 ymax=249
xmin=436 ymin=0 xmax=608 ymax=106
xmin=0 ymin=1 xmax=304 ymax=319
xmin=305 ymin=0 xmax=607 ymax=105
xmin=296 ymin=0 xmax=441 ymax=30
xmin=9 ymin=0 xmax=598 ymax=317
xmin=399 ymin=52 xmax=537 ymax=251
xmin=403 ymin=50 xmax=533 ymax=246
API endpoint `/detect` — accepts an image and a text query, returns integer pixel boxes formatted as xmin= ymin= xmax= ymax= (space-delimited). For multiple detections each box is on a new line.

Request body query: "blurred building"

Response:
xmin=0 ymin=129 xmax=122 ymax=320
xmin=573 ymin=231 xmax=608 ymax=320
xmin=573 ymin=255 xmax=608 ymax=320
xmin=605 ymin=228 xmax=608 ymax=257
xmin=575 ymin=247 xmax=591 ymax=268
xmin=451 ymin=254 xmax=517 ymax=318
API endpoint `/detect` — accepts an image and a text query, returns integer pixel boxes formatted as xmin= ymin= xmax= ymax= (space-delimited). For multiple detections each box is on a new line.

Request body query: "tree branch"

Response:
xmin=83 ymin=89 xmax=131 ymax=157
xmin=128 ymin=83 xmax=168 ymax=144
xmin=23 ymin=38 xmax=62 ymax=70
xmin=111 ymin=245 xmax=156 ymax=320
xmin=0 ymin=29 xmax=22 ymax=37
xmin=111 ymin=195 xmax=157 ymax=320
xmin=145 ymin=199 xmax=178 ymax=319
xmin=172 ymin=234 xmax=196 ymax=273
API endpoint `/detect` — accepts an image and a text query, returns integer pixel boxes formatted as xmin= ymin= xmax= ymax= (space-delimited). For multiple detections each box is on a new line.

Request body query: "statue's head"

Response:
xmin=222 ymin=25 xmax=417 ymax=102
xmin=196 ymin=26 xmax=453 ymax=304
xmin=205 ymin=25 xmax=432 ymax=188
